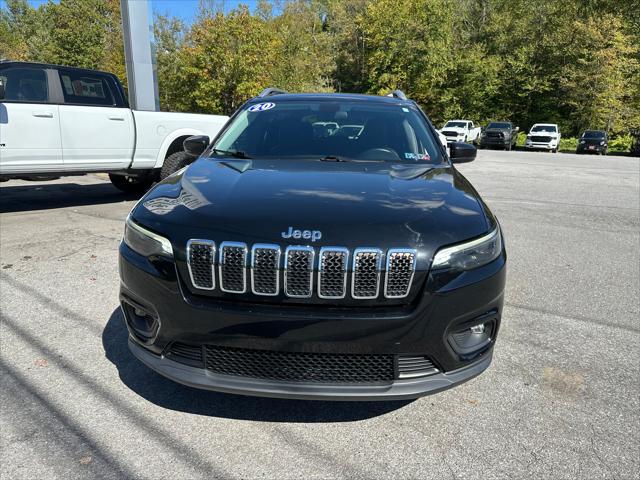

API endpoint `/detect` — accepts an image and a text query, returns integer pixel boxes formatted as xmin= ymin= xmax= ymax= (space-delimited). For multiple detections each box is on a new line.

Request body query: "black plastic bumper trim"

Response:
xmin=128 ymin=337 xmax=492 ymax=401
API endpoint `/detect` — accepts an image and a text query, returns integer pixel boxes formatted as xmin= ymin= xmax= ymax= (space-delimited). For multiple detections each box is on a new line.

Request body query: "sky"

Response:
xmin=17 ymin=0 xmax=263 ymax=24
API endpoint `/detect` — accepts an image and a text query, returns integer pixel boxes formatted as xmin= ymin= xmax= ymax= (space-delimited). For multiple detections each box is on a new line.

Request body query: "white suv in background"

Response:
xmin=525 ymin=123 xmax=561 ymax=152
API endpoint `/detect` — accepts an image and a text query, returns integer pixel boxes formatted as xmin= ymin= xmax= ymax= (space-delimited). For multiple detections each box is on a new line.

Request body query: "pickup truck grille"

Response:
xmin=486 ymin=131 xmax=504 ymax=138
xmin=530 ymin=135 xmax=552 ymax=143
xmin=186 ymin=240 xmax=417 ymax=301
xmin=442 ymin=130 xmax=459 ymax=137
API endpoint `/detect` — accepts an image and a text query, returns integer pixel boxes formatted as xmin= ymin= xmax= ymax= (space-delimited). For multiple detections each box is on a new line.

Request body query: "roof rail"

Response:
xmin=258 ymin=87 xmax=288 ymax=98
xmin=386 ymin=90 xmax=408 ymax=100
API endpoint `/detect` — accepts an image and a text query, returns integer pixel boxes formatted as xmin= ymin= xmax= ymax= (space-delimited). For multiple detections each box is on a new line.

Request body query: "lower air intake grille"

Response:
xmin=219 ymin=242 xmax=247 ymax=293
xmin=384 ymin=249 xmax=416 ymax=298
xmin=166 ymin=342 xmax=204 ymax=368
xmin=397 ymin=355 xmax=438 ymax=378
xmin=187 ymin=240 xmax=215 ymax=290
xmin=318 ymin=248 xmax=348 ymax=298
xmin=284 ymin=247 xmax=314 ymax=298
xmin=204 ymin=346 xmax=395 ymax=383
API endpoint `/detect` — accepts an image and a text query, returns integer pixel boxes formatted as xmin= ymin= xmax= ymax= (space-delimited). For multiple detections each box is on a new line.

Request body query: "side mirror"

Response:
xmin=450 ymin=142 xmax=477 ymax=163
xmin=183 ymin=135 xmax=210 ymax=157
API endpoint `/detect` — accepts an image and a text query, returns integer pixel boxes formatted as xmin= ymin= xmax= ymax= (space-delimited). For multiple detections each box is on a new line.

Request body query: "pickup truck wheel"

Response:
xmin=109 ymin=173 xmax=154 ymax=194
xmin=161 ymin=151 xmax=194 ymax=180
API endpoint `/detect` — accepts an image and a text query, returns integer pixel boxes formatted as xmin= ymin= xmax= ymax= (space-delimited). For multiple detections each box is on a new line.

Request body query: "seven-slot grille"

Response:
xmin=251 ymin=244 xmax=280 ymax=296
xmin=352 ymin=249 xmax=382 ymax=299
xmin=186 ymin=240 xmax=215 ymax=290
xmin=318 ymin=247 xmax=348 ymax=299
xmin=187 ymin=241 xmax=418 ymax=300
xmin=284 ymin=246 xmax=314 ymax=298
xmin=219 ymin=242 xmax=247 ymax=293
xmin=384 ymin=249 xmax=417 ymax=298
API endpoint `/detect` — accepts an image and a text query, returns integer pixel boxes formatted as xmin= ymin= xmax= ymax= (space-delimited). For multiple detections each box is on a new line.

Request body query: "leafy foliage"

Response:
xmin=1 ymin=0 xmax=638 ymax=144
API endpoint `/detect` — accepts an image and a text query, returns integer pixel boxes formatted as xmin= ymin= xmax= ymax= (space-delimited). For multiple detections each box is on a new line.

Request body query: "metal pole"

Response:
xmin=120 ymin=0 xmax=160 ymax=111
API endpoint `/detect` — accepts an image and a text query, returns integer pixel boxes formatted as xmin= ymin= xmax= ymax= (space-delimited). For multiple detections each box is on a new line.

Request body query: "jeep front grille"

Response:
xmin=186 ymin=241 xmax=418 ymax=301
xmin=219 ymin=242 xmax=247 ymax=293
xmin=284 ymin=246 xmax=314 ymax=298
xmin=186 ymin=240 xmax=215 ymax=290
xmin=384 ymin=249 xmax=416 ymax=298
xmin=251 ymin=244 xmax=280 ymax=296
xmin=318 ymin=247 xmax=348 ymax=299
xmin=352 ymin=248 xmax=382 ymax=299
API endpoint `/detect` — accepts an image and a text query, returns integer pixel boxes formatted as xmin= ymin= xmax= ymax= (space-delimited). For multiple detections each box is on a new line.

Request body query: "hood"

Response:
xmin=441 ymin=127 xmax=465 ymax=134
xmin=134 ymin=158 xmax=490 ymax=257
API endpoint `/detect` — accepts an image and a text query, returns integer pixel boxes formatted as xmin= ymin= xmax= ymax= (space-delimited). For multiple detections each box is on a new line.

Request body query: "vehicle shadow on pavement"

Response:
xmin=0 ymin=181 xmax=141 ymax=213
xmin=102 ymin=308 xmax=412 ymax=422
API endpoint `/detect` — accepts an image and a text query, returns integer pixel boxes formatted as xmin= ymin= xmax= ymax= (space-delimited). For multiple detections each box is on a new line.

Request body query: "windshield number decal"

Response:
xmin=248 ymin=102 xmax=276 ymax=112
xmin=405 ymin=152 xmax=430 ymax=161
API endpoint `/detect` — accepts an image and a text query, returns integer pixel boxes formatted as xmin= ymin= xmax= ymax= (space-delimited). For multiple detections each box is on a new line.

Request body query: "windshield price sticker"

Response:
xmin=248 ymin=102 xmax=276 ymax=112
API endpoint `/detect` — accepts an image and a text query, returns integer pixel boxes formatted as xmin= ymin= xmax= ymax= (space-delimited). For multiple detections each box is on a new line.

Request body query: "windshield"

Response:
xmin=444 ymin=121 xmax=467 ymax=128
xmin=488 ymin=122 xmax=510 ymax=129
xmin=582 ymin=130 xmax=605 ymax=139
xmin=212 ymin=99 xmax=444 ymax=164
xmin=531 ymin=125 xmax=557 ymax=133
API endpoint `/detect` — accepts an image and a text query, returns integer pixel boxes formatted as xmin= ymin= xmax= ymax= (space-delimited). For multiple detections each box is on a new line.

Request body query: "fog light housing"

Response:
xmin=448 ymin=320 xmax=494 ymax=360
xmin=121 ymin=298 xmax=160 ymax=344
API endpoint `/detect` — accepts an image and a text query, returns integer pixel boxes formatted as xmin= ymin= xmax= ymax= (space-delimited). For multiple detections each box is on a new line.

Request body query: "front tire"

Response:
xmin=109 ymin=173 xmax=155 ymax=194
xmin=161 ymin=151 xmax=195 ymax=180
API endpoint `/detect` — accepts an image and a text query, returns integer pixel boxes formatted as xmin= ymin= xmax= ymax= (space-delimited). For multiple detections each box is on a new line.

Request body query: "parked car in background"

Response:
xmin=0 ymin=61 xmax=228 ymax=192
xmin=440 ymin=120 xmax=481 ymax=144
xmin=525 ymin=123 xmax=561 ymax=152
xmin=576 ymin=130 xmax=608 ymax=155
xmin=479 ymin=121 xmax=519 ymax=150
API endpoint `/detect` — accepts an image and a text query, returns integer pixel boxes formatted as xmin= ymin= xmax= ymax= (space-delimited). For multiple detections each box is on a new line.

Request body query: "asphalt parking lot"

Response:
xmin=1 ymin=150 xmax=639 ymax=479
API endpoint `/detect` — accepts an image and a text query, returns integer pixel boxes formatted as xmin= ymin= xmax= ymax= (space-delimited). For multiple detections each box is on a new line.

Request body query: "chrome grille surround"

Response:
xmin=351 ymin=248 xmax=383 ymax=299
xmin=186 ymin=239 xmax=216 ymax=290
xmin=318 ymin=247 xmax=349 ymax=299
xmin=218 ymin=242 xmax=248 ymax=294
xmin=250 ymin=244 xmax=281 ymax=296
xmin=384 ymin=249 xmax=417 ymax=299
xmin=284 ymin=246 xmax=315 ymax=298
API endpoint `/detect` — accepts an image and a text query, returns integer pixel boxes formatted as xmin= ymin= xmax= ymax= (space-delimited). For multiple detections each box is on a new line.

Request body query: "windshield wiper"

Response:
xmin=211 ymin=148 xmax=252 ymax=159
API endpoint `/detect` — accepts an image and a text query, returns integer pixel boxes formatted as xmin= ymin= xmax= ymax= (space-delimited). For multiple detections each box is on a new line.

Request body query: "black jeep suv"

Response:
xmin=119 ymin=89 xmax=506 ymax=400
xmin=479 ymin=121 xmax=519 ymax=150
xmin=576 ymin=130 xmax=608 ymax=155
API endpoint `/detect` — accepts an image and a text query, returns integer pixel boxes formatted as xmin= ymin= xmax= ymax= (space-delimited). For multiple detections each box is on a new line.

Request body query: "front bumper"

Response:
xmin=525 ymin=141 xmax=557 ymax=150
xmin=129 ymin=337 xmax=493 ymax=400
xmin=119 ymin=242 xmax=506 ymax=400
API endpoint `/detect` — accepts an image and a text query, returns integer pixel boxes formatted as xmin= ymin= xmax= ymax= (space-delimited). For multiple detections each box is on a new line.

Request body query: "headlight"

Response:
xmin=124 ymin=215 xmax=173 ymax=258
xmin=432 ymin=227 xmax=502 ymax=271
xmin=600 ymin=141 xmax=605 ymax=145
xmin=580 ymin=140 xmax=585 ymax=144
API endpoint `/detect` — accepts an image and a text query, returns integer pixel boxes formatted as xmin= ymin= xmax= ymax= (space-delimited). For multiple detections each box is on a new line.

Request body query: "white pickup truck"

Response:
xmin=0 ymin=61 xmax=228 ymax=192
xmin=525 ymin=123 xmax=561 ymax=152
xmin=439 ymin=120 xmax=481 ymax=144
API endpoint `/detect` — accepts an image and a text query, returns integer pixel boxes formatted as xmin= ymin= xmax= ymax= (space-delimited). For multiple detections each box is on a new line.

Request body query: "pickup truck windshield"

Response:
xmin=212 ymin=100 xmax=444 ymax=164
xmin=582 ymin=130 xmax=606 ymax=139
xmin=531 ymin=125 xmax=557 ymax=133
xmin=444 ymin=121 xmax=467 ymax=128
xmin=488 ymin=122 xmax=511 ymax=129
